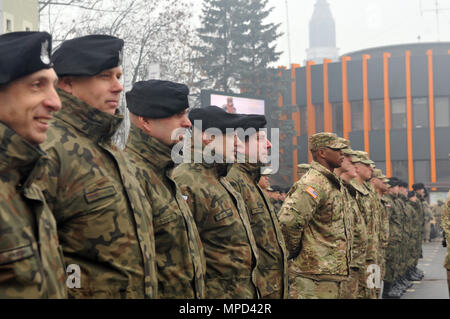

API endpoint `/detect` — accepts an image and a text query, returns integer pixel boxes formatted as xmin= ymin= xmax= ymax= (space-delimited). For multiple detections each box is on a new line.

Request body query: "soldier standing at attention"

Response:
xmin=124 ymin=80 xmax=205 ymax=299
xmin=37 ymin=35 xmax=157 ymax=298
xmin=226 ymin=117 xmax=288 ymax=299
xmin=278 ymin=132 xmax=351 ymax=299
xmin=0 ymin=32 xmax=66 ymax=298
xmin=334 ymin=146 xmax=368 ymax=299
xmin=172 ymin=105 xmax=259 ymax=299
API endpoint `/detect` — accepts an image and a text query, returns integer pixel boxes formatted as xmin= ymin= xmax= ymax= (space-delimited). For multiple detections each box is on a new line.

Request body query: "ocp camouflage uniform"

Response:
xmin=172 ymin=154 xmax=259 ymax=299
xmin=340 ymin=180 xmax=368 ymax=299
xmin=394 ymin=195 xmax=408 ymax=278
xmin=384 ymin=194 xmax=403 ymax=285
xmin=278 ymin=161 xmax=352 ymax=299
xmin=442 ymin=191 xmax=449 ymax=293
xmin=0 ymin=122 xmax=67 ymax=299
xmin=227 ymin=163 xmax=288 ymax=299
xmin=38 ymin=90 xmax=158 ymax=298
xmin=350 ymin=180 xmax=378 ymax=299
xmin=125 ymin=126 xmax=205 ymax=299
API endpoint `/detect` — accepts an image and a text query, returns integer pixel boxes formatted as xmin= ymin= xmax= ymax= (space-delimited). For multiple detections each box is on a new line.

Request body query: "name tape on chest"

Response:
xmin=306 ymin=186 xmax=319 ymax=199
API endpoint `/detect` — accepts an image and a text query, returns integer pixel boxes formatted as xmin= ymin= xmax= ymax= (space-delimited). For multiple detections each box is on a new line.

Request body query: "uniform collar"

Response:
xmin=126 ymin=125 xmax=173 ymax=170
xmin=0 ymin=121 xmax=44 ymax=173
xmin=234 ymin=162 xmax=262 ymax=182
xmin=55 ymin=89 xmax=123 ymax=143
xmin=310 ymin=160 xmax=341 ymax=189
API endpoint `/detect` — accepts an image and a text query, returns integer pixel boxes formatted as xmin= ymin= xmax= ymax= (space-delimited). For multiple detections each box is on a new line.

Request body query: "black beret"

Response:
xmin=189 ymin=105 xmax=266 ymax=134
xmin=0 ymin=31 xmax=52 ymax=85
xmin=412 ymin=183 xmax=425 ymax=191
xmin=52 ymin=35 xmax=124 ymax=77
xmin=126 ymin=80 xmax=189 ymax=118
xmin=399 ymin=181 xmax=409 ymax=188
xmin=388 ymin=179 xmax=399 ymax=187
xmin=408 ymin=191 xmax=416 ymax=198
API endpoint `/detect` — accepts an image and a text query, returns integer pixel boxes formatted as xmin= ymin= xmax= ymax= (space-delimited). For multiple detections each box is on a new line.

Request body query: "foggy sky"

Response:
xmin=269 ymin=0 xmax=450 ymax=67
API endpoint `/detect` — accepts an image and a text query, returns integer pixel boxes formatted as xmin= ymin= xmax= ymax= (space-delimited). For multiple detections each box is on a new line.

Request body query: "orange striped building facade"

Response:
xmin=277 ymin=43 xmax=450 ymax=190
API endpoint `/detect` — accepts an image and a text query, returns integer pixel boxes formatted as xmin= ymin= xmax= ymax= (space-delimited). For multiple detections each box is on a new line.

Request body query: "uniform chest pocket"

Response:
xmin=214 ymin=209 xmax=233 ymax=222
xmin=0 ymin=244 xmax=34 ymax=265
xmin=84 ymin=185 xmax=116 ymax=204
xmin=251 ymin=207 xmax=264 ymax=215
xmin=155 ymin=212 xmax=178 ymax=227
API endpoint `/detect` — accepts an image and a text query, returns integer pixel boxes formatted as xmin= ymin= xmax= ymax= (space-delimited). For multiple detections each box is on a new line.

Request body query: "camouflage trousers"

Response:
xmin=340 ymin=268 xmax=360 ymax=299
xmin=288 ymin=275 xmax=347 ymax=299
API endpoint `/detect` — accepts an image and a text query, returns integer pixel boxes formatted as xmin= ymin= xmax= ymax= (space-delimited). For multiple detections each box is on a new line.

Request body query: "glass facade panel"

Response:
xmin=332 ymin=103 xmax=343 ymax=136
xmin=392 ymin=160 xmax=408 ymax=182
xmin=315 ymin=104 xmax=324 ymax=133
xmin=351 ymin=100 xmax=364 ymax=131
xmin=391 ymin=98 xmax=406 ymax=129
xmin=436 ymin=160 xmax=450 ymax=182
xmin=370 ymin=99 xmax=385 ymax=131
xmin=435 ymin=97 xmax=450 ymax=128
xmin=414 ymin=160 xmax=430 ymax=183
xmin=412 ymin=97 xmax=429 ymax=128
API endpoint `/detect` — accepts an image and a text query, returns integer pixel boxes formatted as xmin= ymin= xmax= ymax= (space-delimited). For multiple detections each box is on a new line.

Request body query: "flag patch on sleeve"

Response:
xmin=306 ymin=186 xmax=319 ymax=199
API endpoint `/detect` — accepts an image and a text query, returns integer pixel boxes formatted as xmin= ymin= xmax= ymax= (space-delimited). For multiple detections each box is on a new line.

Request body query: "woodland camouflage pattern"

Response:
xmin=227 ymin=163 xmax=288 ymax=299
xmin=172 ymin=153 xmax=259 ymax=299
xmin=125 ymin=126 xmax=205 ymax=299
xmin=37 ymin=89 xmax=157 ymax=299
xmin=0 ymin=122 xmax=67 ymax=298
xmin=384 ymin=193 xmax=403 ymax=283
xmin=278 ymin=161 xmax=351 ymax=299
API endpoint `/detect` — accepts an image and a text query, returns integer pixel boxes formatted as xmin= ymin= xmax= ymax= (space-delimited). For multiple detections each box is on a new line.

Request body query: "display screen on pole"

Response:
xmin=208 ymin=92 xmax=265 ymax=115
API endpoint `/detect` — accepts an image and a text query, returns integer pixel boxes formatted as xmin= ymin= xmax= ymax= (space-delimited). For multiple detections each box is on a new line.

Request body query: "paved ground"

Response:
xmin=401 ymin=240 xmax=449 ymax=299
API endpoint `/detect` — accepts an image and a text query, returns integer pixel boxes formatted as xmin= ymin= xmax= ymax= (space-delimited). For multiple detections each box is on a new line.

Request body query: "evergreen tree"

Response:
xmin=194 ymin=0 xmax=244 ymax=92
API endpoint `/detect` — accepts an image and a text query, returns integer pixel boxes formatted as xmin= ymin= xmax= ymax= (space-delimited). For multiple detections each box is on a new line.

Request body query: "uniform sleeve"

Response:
xmin=36 ymin=147 xmax=61 ymax=218
xmin=277 ymin=182 xmax=321 ymax=259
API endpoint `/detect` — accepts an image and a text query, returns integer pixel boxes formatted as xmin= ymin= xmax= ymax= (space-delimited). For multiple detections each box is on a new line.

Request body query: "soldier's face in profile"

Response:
xmin=0 ymin=69 xmax=61 ymax=145
xmin=68 ymin=66 xmax=123 ymax=115
xmin=147 ymin=109 xmax=191 ymax=146
xmin=244 ymin=131 xmax=271 ymax=164
xmin=322 ymin=147 xmax=344 ymax=169
xmin=355 ymin=163 xmax=372 ymax=181
xmin=340 ymin=155 xmax=357 ymax=178
xmin=258 ymin=175 xmax=270 ymax=189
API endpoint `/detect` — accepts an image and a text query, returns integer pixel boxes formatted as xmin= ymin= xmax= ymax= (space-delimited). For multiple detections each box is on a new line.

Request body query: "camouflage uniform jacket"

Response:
xmin=394 ymin=195 xmax=408 ymax=247
xmin=278 ymin=161 xmax=351 ymax=279
xmin=39 ymin=90 xmax=157 ymax=298
xmin=443 ymin=191 xmax=449 ymax=269
xmin=172 ymin=159 xmax=259 ymax=299
xmin=227 ymin=163 xmax=288 ymax=298
xmin=350 ymin=180 xmax=379 ymax=265
xmin=125 ymin=126 xmax=205 ymax=299
xmin=0 ymin=122 xmax=67 ymax=299
xmin=379 ymin=195 xmax=391 ymax=250
xmin=385 ymin=194 xmax=403 ymax=244
xmin=342 ymin=180 xmax=368 ymax=270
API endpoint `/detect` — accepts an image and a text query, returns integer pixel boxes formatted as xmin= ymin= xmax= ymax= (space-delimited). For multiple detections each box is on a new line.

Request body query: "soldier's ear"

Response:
xmin=140 ymin=117 xmax=152 ymax=133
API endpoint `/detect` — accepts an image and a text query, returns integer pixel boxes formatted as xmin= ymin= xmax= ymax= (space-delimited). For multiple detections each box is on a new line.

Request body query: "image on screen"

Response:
xmin=210 ymin=94 xmax=265 ymax=115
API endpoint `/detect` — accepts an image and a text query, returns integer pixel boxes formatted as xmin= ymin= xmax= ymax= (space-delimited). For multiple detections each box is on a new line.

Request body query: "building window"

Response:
xmin=391 ymin=160 xmax=408 ymax=182
xmin=370 ymin=99 xmax=385 ymax=131
xmin=300 ymin=106 xmax=308 ymax=136
xmin=436 ymin=160 xmax=450 ymax=182
xmin=6 ymin=19 xmax=12 ymax=32
xmin=315 ymin=104 xmax=324 ymax=133
xmin=414 ymin=160 xmax=430 ymax=183
xmin=391 ymin=98 xmax=406 ymax=129
xmin=412 ymin=97 xmax=429 ymax=128
xmin=351 ymin=100 xmax=364 ymax=131
xmin=332 ymin=102 xmax=343 ymax=136
xmin=435 ymin=97 xmax=450 ymax=128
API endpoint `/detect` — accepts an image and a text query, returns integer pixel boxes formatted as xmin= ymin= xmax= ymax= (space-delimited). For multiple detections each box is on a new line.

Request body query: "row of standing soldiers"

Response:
xmin=1 ymin=31 xmax=447 ymax=299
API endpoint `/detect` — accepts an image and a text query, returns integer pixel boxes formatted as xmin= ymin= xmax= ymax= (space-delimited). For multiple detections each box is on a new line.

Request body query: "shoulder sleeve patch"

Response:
xmin=305 ymin=186 xmax=319 ymax=199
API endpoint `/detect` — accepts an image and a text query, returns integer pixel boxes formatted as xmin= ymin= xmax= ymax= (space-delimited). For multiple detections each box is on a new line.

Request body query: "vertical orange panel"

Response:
xmin=291 ymin=64 xmax=301 ymax=182
xmin=342 ymin=56 xmax=352 ymax=139
xmin=427 ymin=50 xmax=437 ymax=189
xmin=383 ymin=52 xmax=393 ymax=177
xmin=323 ymin=58 xmax=333 ymax=132
xmin=306 ymin=61 xmax=316 ymax=163
xmin=405 ymin=51 xmax=415 ymax=188
xmin=362 ymin=54 xmax=371 ymax=154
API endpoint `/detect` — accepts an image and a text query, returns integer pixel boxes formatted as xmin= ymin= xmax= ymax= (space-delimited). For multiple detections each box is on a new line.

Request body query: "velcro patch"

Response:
xmin=214 ymin=209 xmax=233 ymax=222
xmin=305 ymin=186 xmax=319 ymax=199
